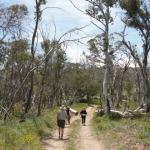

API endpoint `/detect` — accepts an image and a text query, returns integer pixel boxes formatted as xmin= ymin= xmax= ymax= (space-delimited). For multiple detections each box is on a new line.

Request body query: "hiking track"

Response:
xmin=42 ymin=106 xmax=105 ymax=150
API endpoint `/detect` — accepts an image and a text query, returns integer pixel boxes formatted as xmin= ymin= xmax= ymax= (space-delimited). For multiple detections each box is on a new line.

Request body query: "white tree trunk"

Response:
xmin=103 ymin=51 xmax=113 ymax=113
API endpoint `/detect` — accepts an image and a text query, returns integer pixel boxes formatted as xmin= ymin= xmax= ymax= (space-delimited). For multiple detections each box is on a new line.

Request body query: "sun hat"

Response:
xmin=60 ymin=105 xmax=65 ymax=110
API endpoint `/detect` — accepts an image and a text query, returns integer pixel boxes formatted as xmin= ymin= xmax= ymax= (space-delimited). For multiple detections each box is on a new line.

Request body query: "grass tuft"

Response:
xmin=0 ymin=107 xmax=58 ymax=150
xmin=0 ymin=103 xmax=87 ymax=150
xmin=93 ymin=113 xmax=150 ymax=149
xmin=66 ymin=120 xmax=80 ymax=150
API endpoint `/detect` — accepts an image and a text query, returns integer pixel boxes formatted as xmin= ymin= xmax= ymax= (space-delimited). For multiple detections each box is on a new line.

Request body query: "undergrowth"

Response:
xmin=66 ymin=120 xmax=80 ymax=150
xmin=0 ymin=103 xmax=87 ymax=150
xmin=93 ymin=113 xmax=150 ymax=150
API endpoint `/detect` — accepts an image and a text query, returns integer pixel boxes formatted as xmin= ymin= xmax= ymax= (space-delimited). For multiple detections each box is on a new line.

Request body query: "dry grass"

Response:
xmin=93 ymin=113 xmax=150 ymax=150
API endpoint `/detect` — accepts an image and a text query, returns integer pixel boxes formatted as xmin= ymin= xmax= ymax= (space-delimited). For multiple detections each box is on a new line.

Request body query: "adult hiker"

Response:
xmin=80 ymin=108 xmax=87 ymax=125
xmin=57 ymin=105 xmax=67 ymax=139
xmin=66 ymin=106 xmax=71 ymax=125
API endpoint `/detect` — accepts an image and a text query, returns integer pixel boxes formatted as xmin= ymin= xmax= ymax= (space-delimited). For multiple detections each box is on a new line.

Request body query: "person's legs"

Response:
xmin=68 ymin=116 xmax=70 ymax=125
xmin=81 ymin=117 xmax=84 ymax=124
xmin=61 ymin=128 xmax=64 ymax=139
xmin=83 ymin=116 xmax=86 ymax=125
xmin=57 ymin=120 xmax=61 ymax=139
xmin=58 ymin=127 xmax=61 ymax=139
xmin=59 ymin=120 xmax=65 ymax=139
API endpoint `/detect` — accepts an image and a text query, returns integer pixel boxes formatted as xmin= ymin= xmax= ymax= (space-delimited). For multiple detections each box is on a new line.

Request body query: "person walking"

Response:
xmin=66 ymin=106 xmax=71 ymax=125
xmin=80 ymin=108 xmax=87 ymax=126
xmin=57 ymin=105 xmax=67 ymax=139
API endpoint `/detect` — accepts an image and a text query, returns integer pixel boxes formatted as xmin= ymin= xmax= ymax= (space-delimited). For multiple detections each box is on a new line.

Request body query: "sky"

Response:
xmin=3 ymin=0 xmax=142 ymax=63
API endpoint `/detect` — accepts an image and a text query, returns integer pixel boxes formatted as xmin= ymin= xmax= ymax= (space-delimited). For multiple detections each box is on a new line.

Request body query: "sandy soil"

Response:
xmin=42 ymin=114 xmax=78 ymax=150
xmin=42 ymin=106 xmax=105 ymax=150
xmin=77 ymin=106 xmax=105 ymax=150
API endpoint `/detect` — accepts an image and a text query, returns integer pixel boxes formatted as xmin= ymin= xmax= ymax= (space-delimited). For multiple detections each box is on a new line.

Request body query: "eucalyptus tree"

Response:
xmin=85 ymin=0 xmax=118 ymax=113
xmin=37 ymin=39 xmax=51 ymax=116
xmin=134 ymin=61 xmax=143 ymax=107
xmin=0 ymin=4 xmax=29 ymax=120
xmin=0 ymin=0 xmax=47 ymax=120
xmin=22 ymin=0 xmax=46 ymax=116
xmin=0 ymin=4 xmax=28 ymax=41
xmin=51 ymin=41 xmax=67 ymax=106
xmin=120 ymin=0 xmax=150 ymax=112
xmin=37 ymin=39 xmax=67 ymax=115
xmin=0 ymin=4 xmax=28 ymax=65
xmin=8 ymin=39 xmax=30 ymax=94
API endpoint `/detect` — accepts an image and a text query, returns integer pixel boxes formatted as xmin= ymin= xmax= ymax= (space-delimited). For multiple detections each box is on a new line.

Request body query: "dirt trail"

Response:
xmin=42 ymin=115 xmax=78 ymax=150
xmin=42 ymin=106 xmax=105 ymax=150
xmin=77 ymin=106 xmax=105 ymax=150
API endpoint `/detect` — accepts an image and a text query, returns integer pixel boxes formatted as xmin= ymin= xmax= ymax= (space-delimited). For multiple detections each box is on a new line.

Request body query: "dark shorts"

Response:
xmin=57 ymin=120 xmax=65 ymax=128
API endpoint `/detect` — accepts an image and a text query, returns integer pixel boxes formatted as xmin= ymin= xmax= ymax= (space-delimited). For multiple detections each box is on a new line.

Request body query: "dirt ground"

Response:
xmin=42 ymin=106 xmax=105 ymax=150
xmin=77 ymin=106 xmax=105 ymax=150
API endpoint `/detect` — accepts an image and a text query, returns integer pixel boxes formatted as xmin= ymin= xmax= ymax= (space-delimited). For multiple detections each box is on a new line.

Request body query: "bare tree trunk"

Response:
xmin=102 ymin=5 xmax=113 ymax=114
xmin=134 ymin=63 xmax=142 ymax=107
xmin=116 ymin=63 xmax=129 ymax=108
xmin=103 ymin=52 xmax=113 ymax=114
xmin=142 ymin=73 xmax=150 ymax=112
xmin=21 ymin=0 xmax=41 ymax=118
xmin=37 ymin=77 xmax=45 ymax=116
xmin=37 ymin=52 xmax=49 ymax=116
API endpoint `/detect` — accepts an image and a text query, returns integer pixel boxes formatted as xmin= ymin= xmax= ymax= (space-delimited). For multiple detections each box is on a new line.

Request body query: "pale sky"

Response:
xmin=3 ymin=0 xmax=142 ymax=63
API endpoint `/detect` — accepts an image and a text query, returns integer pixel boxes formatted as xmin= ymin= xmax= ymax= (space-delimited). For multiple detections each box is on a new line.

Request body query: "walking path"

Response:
xmin=77 ymin=106 xmax=105 ymax=150
xmin=42 ymin=106 xmax=105 ymax=150
xmin=42 ymin=114 xmax=78 ymax=150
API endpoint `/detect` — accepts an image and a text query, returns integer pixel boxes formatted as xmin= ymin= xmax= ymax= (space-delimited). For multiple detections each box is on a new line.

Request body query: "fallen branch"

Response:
xmin=96 ymin=108 xmax=147 ymax=118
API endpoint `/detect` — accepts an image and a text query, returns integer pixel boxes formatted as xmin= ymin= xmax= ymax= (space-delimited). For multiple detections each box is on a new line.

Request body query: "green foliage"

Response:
xmin=108 ymin=112 xmax=122 ymax=120
xmin=71 ymin=103 xmax=88 ymax=112
xmin=0 ymin=41 xmax=7 ymax=64
xmin=0 ymin=108 xmax=57 ymax=150
xmin=120 ymin=0 xmax=140 ymax=16
xmin=11 ymin=39 xmax=29 ymax=52
xmin=86 ymin=0 xmax=117 ymax=18
xmin=91 ymin=96 xmax=101 ymax=105
xmin=66 ymin=120 xmax=80 ymax=150
xmin=40 ymin=0 xmax=47 ymax=5
xmin=41 ymin=39 xmax=51 ymax=54
xmin=15 ymin=52 xmax=31 ymax=63
xmin=64 ymin=64 xmax=100 ymax=102
xmin=123 ymin=81 xmax=133 ymax=98
xmin=102 ymin=0 xmax=118 ymax=7
xmin=120 ymin=0 xmax=150 ymax=30
xmin=8 ymin=4 xmax=28 ymax=16
xmin=93 ymin=113 xmax=150 ymax=149
xmin=0 ymin=104 xmax=86 ymax=150
xmin=54 ymin=49 xmax=66 ymax=71
xmin=9 ymin=39 xmax=30 ymax=64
